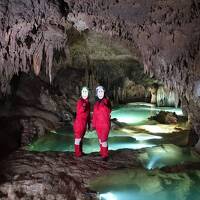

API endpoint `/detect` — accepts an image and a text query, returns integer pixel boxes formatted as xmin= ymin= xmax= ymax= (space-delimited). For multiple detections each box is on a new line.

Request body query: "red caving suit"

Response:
xmin=92 ymin=97 xmax=111 ymax=158
xmin=73 ymin=98 xmax=90 ymax=139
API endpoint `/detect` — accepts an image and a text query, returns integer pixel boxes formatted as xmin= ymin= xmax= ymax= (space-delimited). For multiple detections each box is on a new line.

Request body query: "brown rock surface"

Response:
xmin=149 ymin=111 xmax=178 ymax=124
xmin=1 ymin=148 xmax=200 ymax=199
xmin=0 ymin=149 xmax=140 ymax=200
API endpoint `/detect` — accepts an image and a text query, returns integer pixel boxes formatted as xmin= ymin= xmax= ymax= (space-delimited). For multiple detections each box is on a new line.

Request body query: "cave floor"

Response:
xmin=1 ymin=103 xmax=199 ymax=200
xmin=23 ymin=102 xmax=200 ymax=200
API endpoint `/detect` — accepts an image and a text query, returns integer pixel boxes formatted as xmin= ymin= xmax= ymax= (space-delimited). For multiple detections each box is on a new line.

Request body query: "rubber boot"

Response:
xmin=99 ymin=144 xmax=103 ymax=157
xmin=101 ymin=146 xmax=108 ymax=161
xmin=80 ymin=140 xmax=86 ymax=156
xmin=74 ymin=144 xmax=82 ymax=157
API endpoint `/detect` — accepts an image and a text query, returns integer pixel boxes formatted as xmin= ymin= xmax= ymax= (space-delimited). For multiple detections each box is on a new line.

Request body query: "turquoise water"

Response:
xmin=90 ymin=169 xmax=200 ymax=200
xmin=111 ymin=102 xmax=183 ymax=125
xmin=28 ymin=102 xmax=185 ymax=153
xmin=27 ymin=102 xmax=200 ymax=200
xmin=139 ymin=144 xmax=200 ymax=170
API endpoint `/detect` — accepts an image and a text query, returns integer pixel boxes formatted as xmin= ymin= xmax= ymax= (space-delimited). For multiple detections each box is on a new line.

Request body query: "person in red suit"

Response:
xmin=73 ymin=86 xmax=90 ymax=157
xmin=92 ymin=86 xmax=111 ymax=160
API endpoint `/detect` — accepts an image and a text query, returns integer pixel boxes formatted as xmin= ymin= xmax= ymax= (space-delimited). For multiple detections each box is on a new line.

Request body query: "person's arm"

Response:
xmin=107 ymin=99 xmax=112 ymax=112
xmin=92 ymin=104 xmax=97 ymax=129
xmin=77 ymin=99 xmax=86 ymax=113
xmin=87 ymin=102 xmax=91 ymax=130
xmin=102 ymin=98 xmax=111 ymax=112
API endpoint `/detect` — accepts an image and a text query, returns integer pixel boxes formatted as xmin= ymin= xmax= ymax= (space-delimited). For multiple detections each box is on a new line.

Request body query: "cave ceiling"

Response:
xmin=66 ymin=0 xmax=200 ymax=100
xmin=0 ymin=0 xmax=199 ymax=104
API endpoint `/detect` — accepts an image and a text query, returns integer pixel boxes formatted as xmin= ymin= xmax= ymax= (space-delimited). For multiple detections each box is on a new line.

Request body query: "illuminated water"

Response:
xmin=27 ymin=102 xmax=200 ymax=200
xmin=90 ymin=169 xmax=200 ymax=200
xmin=28 ymin=102 xmax=185 ymax=153
xmin=139 ymin=144 xmax=200 ymax=170
xmin=111 ymin=102 xmax=183 ymax=125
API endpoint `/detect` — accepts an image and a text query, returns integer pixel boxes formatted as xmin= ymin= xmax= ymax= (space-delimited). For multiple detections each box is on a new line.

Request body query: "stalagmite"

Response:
xmin=149 ymin=87 xmax=157 ymax=104
xmin=85 ymin=68 xmax=89 ymax=86
xmin=157 ymin=86 xmax=179 ymax=107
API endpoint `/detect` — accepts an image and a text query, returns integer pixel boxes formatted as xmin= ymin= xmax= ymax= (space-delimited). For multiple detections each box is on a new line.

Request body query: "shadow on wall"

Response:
xmin=0 ymin=118 xmax=21 ymax=160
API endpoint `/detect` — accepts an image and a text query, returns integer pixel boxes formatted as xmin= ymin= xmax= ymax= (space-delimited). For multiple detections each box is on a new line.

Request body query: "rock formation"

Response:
xmin=0 ymin=148 xmax=200 ymax=199
xmin=0 ymin=0 xmax=199 ymax=156
xmin=0 ymin=149 xmax=140 ymax=200
xmin=0 ymin=0 xmax=69 ymax=92
xmin=0 ymin=1 xmax=199 ymax=199
xmin=66 ymin=0 xmax=200 ymax=146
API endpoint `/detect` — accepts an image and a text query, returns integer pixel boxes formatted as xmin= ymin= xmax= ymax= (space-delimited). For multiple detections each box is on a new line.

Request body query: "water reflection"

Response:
xmin=90 ymin=169 xmax=200 ymax=200
xmin=111 ymin=102 xmax=183 ymax=125
xmin=28 ymin=102 xmax=186 ymax=153
xmin=26 ymin=103 xmax=200 ymax=200
xmin=139 ymin=144 xmax=200 ymax=169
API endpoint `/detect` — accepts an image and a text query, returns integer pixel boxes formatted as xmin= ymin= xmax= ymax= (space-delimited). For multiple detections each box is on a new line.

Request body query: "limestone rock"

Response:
xmin=149 ymin=111 xmax=178 ymax=124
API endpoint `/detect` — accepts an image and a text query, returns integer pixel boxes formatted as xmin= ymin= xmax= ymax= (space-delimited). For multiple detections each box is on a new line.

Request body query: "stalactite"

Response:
xmin=0 ymin=0 xmax=68 ymax=92
xmin=67 ymin=0 xmax=200 ymax=111
xmin=117 ymin=87 xmax=121 ymax=102
xmin=45 ymin=43 xmax=54 ymax=83
xmin=157 ymin=86 xmax=166 ymax=107
xmin=89 ymin=71 xmax=93 ymax=89
xmin=157 ymin=86 xmax=180 ymax=107
xmin=113 ymin=86 xmax=116 ymax=102
xmin=122 ymin=88 xmax=126 ymax=102
xmin=75 ymin=85 xmax=79 ymax=95
xmin=174 ymin=90 xmax=179 ymax=108
xmin=85 ymin=68 xmax=89 ymax=86
xmin=33 ymin=42 xmax=44 ymax=76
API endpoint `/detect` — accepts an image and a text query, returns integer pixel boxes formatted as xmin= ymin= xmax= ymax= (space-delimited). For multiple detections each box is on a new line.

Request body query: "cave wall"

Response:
xmin=0 ymin=72 xmax=72 ymax=150
xmin=66 ymin=0 xmax=200 ymax=131
xmin=0 ymin=0 xmax=199 ymax=115
xmin=0 ymin=0 xmax=71 ymax=153
xmin=66 ymin=30 xmax=156 ymax=104
xmin=0 ymin=0 xmax=69 ymax=92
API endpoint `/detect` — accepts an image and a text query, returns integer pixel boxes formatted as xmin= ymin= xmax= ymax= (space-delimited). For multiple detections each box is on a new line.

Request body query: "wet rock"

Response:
xmin=0 ymin=147 xmax=200 ymax=199
xmin=188 ymin=129 xmax=199 ymax=147
xmin=111 ymin=118 xmax=123 ymax=130
xmin=20 ymin=119 xmax=38 ymax=146
xmin=149 ymin=111 xmax=178 ymax=124
xmin=161 ymin=161 xmax=200 ymax=173
xmin=0 ymin=149 xmax=141 ymax=200
xmin=0 ymin=72 xmax=75 ymax=149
